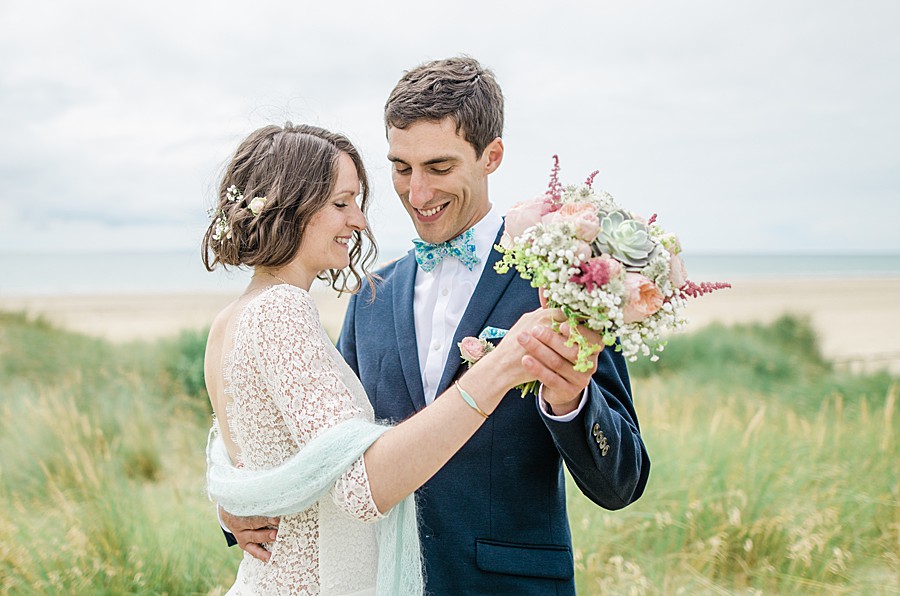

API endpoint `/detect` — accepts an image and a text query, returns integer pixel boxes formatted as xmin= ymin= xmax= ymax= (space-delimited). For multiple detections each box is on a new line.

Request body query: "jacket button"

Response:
xmin=592 ymin=423 xmax=601 ymax=437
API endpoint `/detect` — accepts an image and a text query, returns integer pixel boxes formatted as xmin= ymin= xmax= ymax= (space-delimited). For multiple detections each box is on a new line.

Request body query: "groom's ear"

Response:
xmin=482 ymin=137 xmax=504 ymax=175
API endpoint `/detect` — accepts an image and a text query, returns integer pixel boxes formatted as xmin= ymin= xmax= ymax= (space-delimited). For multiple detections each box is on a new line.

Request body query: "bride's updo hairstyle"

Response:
xmin=202 ymin=123 xmax=377 ymax=293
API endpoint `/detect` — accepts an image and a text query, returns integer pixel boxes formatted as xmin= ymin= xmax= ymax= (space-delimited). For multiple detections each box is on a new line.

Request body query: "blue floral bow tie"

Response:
xmin=413 ymin=228 xmax=480 ymax=272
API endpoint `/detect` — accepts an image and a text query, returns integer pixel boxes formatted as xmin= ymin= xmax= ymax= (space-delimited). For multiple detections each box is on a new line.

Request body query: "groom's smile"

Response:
xmin=387 ymin=117 xmax=503 ymax=244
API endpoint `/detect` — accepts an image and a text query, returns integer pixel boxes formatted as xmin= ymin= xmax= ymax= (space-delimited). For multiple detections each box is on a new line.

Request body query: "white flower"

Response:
xmin=226 ymin=185 xmax=242 ymax=202
xmin=248 ymin=196 xmax=267 ymax=216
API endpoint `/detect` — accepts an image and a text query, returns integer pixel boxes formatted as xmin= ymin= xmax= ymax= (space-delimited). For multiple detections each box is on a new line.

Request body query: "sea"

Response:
xmin=1 ymin=251 xmax=899 ymax=296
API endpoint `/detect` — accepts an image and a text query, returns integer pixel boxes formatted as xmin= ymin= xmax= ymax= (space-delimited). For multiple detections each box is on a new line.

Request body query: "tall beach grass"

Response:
xmin=0 ymin=312 xmax=897 ymax=594
xmin=570 ymin=317 xmax=899 ymax=594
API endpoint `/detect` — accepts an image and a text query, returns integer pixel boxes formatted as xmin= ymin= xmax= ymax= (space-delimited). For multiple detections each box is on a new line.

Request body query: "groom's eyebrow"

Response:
xmin=387 ymin=155 xmax=458 ymax=165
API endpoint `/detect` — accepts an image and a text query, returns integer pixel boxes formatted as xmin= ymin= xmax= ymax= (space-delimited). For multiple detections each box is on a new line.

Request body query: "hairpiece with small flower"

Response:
xmin=458 ymin=156 xmax=730 ymax=395
xmin=208 ymin=185 xmax=268 ymax=241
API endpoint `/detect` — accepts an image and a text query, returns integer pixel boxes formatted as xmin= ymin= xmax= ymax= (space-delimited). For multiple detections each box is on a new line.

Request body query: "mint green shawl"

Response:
xmin=207 ymin=417 xmax=424 ymax=596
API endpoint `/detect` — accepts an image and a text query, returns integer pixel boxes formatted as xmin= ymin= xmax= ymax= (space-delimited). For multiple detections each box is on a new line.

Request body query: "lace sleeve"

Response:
xmin=250 ymin=286 xmax=383 ymax=522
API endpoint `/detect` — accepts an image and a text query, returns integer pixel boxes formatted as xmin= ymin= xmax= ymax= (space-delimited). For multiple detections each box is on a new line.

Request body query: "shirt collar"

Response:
xmin=469 ymin=204 xmax=503 ymax=264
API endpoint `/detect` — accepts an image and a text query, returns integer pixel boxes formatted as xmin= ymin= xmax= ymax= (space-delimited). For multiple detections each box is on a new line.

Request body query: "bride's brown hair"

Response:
xmin=202 ymin=123 xmax=377 ymax=294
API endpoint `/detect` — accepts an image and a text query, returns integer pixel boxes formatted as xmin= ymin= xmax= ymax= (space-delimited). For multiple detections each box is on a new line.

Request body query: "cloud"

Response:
xmin=1 ymin=0 xmax=899 ymax=256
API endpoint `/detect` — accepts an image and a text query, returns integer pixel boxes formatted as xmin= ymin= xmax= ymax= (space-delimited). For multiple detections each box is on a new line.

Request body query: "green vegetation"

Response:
xmin=0 ymin=313 xmax=233 ymax=594
xmin=572 ymin=316 xmax=899 ymax=594
xmin=0 ymin=312 xmax=896 ymax=594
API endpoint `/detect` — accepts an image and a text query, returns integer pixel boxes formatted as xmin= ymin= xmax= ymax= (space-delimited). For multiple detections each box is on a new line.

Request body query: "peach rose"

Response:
xmin=623 ymin=273 xmax=664 ymax=323
xmin=542 ymin=201 xmax=600 ymax=242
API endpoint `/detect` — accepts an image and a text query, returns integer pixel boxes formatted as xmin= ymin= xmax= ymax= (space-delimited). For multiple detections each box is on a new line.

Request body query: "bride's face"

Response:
xmin=296 ymin=152 xmax=366 ymax=275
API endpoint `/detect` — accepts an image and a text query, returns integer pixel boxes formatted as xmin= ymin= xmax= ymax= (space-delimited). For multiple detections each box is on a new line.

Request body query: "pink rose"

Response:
xmin=459 ymin=337 xmax=488 ymax=364
xmin=504 ymin=195 xmax=554 ymax=242
xmin=669 ymin=253 xmax=688 ymax=289
xmin=623 ymin=273 xmax=664 ymax=323
xmin=570 ymin=254 xmax=623 ymax=292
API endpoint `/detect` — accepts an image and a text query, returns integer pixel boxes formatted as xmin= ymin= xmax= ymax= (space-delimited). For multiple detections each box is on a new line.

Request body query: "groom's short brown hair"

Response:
xmin=384 ymin=56 xmax=504 ymax=158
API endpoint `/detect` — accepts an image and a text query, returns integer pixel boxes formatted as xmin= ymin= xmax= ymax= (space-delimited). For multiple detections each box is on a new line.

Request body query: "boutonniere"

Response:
xmin=457 ymin=326 xmax=538 ymax=398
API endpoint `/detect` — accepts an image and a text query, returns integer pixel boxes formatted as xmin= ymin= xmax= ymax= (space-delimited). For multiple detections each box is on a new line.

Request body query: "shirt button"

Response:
xmin=432 ymin=342 xmax=441 ymax=351
xmin=441 ymin=288 xmax=449 ymax=296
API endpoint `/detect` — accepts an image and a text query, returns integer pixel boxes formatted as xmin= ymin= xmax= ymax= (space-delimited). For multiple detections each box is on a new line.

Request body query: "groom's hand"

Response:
xmin=519 ymin=322 xmax=603 ymax=415
xmin=220 ymin=506 xmax=280 ymax=563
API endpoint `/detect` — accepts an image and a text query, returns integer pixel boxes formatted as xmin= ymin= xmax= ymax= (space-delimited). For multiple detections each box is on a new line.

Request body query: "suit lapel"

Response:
xmin=436 ymin=229 xmax=515 ymax=395
xmin=392 ymin=252 xmax=428 ymax=412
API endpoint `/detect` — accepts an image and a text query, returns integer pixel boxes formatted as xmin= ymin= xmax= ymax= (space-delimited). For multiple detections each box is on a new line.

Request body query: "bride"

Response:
xmin=201 ymin=123 xmax=552 ymax=595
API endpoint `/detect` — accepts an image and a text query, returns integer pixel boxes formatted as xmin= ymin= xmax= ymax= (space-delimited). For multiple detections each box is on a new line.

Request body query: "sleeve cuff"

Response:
xmin=536 ymin=385 xmax=589 ymax=422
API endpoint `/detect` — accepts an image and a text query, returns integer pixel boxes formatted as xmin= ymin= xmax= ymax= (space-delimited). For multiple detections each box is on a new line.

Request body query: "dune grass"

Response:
xmin=570 ymin=316 xmax=899 ymax=594
xmin=0 ymin=312 xmax=897 ymax=594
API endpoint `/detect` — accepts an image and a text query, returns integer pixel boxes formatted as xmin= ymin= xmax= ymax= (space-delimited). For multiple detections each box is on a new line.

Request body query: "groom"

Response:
xmin=228 ymin=57 xmax=649 ymax=594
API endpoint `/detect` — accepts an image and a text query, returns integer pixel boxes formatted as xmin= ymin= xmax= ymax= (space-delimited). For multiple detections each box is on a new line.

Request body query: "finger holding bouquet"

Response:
xmin=519 ymin=318 xmax=606 ymax=415
xmin=470 ymin=306 xmax=567 ymax=388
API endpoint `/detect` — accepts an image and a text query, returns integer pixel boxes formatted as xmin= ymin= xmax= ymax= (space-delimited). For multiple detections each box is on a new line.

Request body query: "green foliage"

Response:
xmin=625 ymin=314 xmax=898 ymax=414
xmin=0 ymin=312 xmax=114 ymax=387
xmin=159 ymin=327 xmax=210 ymax=400
xmin=569 ymin=315 xmax=899 ymax=593
xmin=0 ymin=314 xmax=235 ymax=593
xmin=629 ymin=314 xmax=829 ymax=382
xmin=1 ymin=312 xmax=897 ymax=594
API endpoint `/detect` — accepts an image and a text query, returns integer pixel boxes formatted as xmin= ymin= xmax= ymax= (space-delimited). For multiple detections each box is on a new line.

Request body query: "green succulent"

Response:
xmin=594 ymin=211 xmax=656 ymax=268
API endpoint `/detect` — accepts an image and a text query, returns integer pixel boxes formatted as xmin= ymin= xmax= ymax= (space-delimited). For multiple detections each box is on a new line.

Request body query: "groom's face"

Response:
xmin=387 ymin=117 xmax=502 ymax=244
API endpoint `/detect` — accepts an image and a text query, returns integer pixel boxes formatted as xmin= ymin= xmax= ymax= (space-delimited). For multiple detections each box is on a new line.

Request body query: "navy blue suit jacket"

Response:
xmin=338 ymin=238 xmax=650 ymax=595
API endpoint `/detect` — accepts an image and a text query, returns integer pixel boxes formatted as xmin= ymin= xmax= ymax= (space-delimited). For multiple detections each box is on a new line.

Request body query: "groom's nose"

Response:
xmin=407 ymin=170 xmax=433 ymax=208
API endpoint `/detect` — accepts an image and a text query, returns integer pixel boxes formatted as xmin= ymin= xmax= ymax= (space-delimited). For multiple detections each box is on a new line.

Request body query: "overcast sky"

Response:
xmin=2 ymin=0 xmax=898 ymax=260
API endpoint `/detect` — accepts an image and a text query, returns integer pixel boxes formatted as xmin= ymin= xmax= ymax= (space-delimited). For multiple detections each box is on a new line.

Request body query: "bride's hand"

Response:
xmin=220 ymin=506 xmax=280 ymax=563
xmin=477 ymin=307 xmax=565 ymax=389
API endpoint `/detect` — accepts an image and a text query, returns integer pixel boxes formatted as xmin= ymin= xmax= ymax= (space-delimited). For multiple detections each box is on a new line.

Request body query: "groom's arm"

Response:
xmin=521 ymin=328 xmax=650 ymax=510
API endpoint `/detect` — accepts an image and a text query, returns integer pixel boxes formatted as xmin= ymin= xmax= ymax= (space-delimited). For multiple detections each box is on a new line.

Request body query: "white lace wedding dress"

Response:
xmin=220 ymin=284 xmax=381 ymax=596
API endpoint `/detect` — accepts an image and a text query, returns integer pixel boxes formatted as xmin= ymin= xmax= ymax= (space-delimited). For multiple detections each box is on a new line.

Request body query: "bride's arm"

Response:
xmin=362 ymin=309 xmax=550 ymax=513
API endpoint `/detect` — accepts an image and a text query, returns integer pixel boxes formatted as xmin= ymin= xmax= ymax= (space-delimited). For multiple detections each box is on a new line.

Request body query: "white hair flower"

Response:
xmin=248 ymin=196 xmax=267 ymax=216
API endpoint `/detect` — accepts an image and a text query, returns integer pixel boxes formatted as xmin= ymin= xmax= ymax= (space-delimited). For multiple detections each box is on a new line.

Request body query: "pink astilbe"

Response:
xmin=585 ymin=170 xmax=600 ymax=188
xmin=679 ymin=280 xmax=732 ymax=299
xmin=570 ymin=256 xmax=622 ymax=292
xmin=647 ymin=213 xmax=657 ymax=226
xmin=547 ymin=155 xmax=563 ymax=201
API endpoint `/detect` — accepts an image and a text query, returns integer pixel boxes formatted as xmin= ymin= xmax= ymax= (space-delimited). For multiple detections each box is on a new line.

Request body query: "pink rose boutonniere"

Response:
xmin=457 ymin=331 xmax=539 ymax=398
xmin=458 ymin=337 xmax=493 ymax=366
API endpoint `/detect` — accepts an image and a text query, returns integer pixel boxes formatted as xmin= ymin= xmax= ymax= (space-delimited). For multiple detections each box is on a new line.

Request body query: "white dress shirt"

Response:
xmin=413 ymin=206 xmax=587 ymax=420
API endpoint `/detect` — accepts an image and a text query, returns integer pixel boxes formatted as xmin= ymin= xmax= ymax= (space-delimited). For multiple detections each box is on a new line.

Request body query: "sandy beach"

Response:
xmin=3 ymin=278 xmax=899 ymax=373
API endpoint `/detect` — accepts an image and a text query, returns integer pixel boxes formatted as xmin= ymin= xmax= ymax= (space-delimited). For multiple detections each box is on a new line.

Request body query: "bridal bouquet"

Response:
xmin=488 ymin=156 xmax=729 ymax=373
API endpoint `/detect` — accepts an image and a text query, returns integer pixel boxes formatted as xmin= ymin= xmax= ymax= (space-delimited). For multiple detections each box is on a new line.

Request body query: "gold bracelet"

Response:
xmin=455 ymin=381 xmax=489 ymax=419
